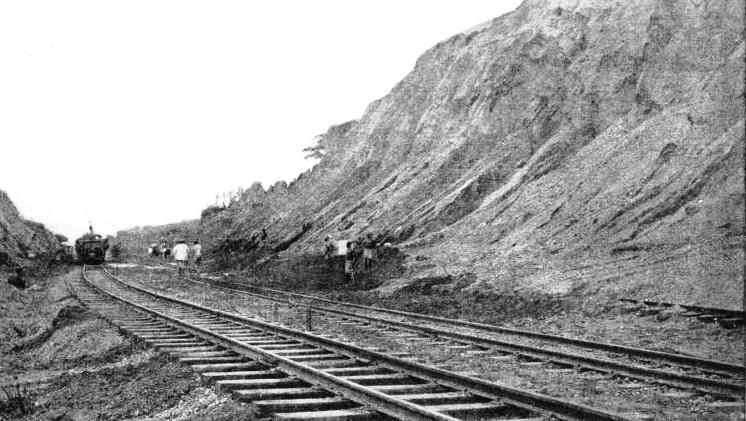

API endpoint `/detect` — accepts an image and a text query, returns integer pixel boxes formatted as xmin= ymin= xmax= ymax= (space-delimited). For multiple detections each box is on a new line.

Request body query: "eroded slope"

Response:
xmin=123 ymin=0 xmax=745 ymax=309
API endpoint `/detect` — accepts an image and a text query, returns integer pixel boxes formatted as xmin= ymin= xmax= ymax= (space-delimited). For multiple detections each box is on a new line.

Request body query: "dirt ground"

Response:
xmin=0 ymin=267 xmax=255 ymax=421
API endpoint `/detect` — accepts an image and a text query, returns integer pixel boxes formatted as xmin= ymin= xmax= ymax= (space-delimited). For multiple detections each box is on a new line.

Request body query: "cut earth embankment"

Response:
xmin=0 ymin=268 xmax=254 ymax=421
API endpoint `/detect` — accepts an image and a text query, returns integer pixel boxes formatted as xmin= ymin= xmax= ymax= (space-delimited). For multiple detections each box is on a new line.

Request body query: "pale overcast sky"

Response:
xmin=0 ymin=1 xmax=522 ymax=241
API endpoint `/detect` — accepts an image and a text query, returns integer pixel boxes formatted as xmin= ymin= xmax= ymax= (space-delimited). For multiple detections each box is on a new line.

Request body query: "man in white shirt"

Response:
xmin=172 ymin=239 xmax=190 ymax=276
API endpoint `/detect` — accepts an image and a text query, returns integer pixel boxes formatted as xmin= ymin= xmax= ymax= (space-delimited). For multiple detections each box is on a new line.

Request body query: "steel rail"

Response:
xmin=100 ymin=266 xmax=632 ymax=421
xmin=176 ymin=274 xmax=745 ymax=396
xmin=215 ymin=276 xmax=743 ymax=374
xmin=85 ymin=266 xmax=460 ymax=421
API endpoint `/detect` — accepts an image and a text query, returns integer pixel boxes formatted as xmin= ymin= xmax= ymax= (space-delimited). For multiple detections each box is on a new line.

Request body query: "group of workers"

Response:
xmin=146 ymin=232 xmax=385 ymax=282
xmin=147 ymin=242 xmax=171 ymax=259
xmin=324 ymin=233 xmax=381 ymax=283
xmin=149 ymin=239 xmax=202 ymax=276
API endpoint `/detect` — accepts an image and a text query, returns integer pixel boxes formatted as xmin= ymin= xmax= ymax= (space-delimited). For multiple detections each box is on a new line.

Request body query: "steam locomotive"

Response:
xmin=75 ymin=227 xmax=109 ymax=264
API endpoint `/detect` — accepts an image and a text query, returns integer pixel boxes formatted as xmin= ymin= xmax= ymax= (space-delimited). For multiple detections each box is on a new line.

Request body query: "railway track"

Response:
xmin=169 ymin=272 xmax=745 ymax=399
xmin=74 ymin=265 xmax=635 ymax=421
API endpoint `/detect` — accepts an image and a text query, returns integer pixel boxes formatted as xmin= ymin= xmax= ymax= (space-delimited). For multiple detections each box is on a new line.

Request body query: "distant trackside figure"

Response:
xmin=172 ymin=239 xmax=190 ymax=276
xmin=192 ymin=240 xmax=202 ymax=271
xmin=344 ymin=242 xmax=357 ymax=284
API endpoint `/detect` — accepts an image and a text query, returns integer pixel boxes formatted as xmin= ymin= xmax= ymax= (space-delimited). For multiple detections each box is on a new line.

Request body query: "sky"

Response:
xmin=0 ymin=0 xmax=522 ymax=241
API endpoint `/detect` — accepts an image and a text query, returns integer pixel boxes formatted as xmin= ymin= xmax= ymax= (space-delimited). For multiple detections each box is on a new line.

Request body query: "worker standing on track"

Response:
xmin=362 ymin=233 xmax=377 ymax=271
xmin=344 ymin=241 xmax=357 ymax=284
xmin=336 ymin=238 xmax=347 ymax=271
xmin=323 ymin=236 xmax=335 ymax=269
xmin=172 ymin=239 xmax=190 ymax=276
xmin=161 ymin=242 xmax=170 ymax=260
xmin=191 ymin=240 xmax=202 ymax=272
xmin=149 ymin=242 xmax=161 ymax=258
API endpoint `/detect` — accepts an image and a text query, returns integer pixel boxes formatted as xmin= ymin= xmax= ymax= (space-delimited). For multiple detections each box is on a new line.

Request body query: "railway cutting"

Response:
xmin=2 ymin=0 xmax=744 ymax=419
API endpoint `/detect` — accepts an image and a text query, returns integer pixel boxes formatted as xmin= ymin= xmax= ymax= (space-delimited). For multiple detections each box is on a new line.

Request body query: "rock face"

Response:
xmin=126 ymin=0 xmax=745 ymax=308
xmin=0 ymin=189 xmax=62 ymax=267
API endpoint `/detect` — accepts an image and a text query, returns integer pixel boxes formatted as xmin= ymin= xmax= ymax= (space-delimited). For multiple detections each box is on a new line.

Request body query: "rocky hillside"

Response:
xmin=0 ymin=189 xmax=63 ymax=268
xmin=119 ymin=0 xmax=744 ymax=309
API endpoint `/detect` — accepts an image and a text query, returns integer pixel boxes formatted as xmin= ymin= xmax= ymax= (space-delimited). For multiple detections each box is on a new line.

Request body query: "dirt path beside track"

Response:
xmin=0 ymin=268 xmax=254 ymax=421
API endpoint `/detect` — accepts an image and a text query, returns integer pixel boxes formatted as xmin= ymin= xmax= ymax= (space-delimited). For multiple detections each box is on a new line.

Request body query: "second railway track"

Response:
xmin=162 ymin=270 xmax=745 ymax=399
xmin=75 ymin=265 xmax=638 ymax=421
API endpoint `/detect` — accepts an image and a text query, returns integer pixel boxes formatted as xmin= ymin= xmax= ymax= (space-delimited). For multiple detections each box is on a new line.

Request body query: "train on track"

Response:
xmin=75 ymin=227 xmax=109 ymax=265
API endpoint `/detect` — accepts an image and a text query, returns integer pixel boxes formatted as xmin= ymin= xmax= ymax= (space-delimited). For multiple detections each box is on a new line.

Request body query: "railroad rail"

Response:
xmin=168 ymin=272 xmax=745 ymax=398
xmin=76 ymin=265 xmax=635 ymax=421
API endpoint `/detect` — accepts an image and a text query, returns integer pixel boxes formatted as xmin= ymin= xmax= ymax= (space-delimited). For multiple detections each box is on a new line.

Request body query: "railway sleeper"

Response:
xmin=273 ymin=407 xmax=381 ymax=421
xmin=323 ymin=366 xmax=392 ymax=376
xmin=204 ymin=326 xmax=258 ymax=333
xmin=397 ymin=392 xmax=484 ymax=406
xmin=119 ymin=323 xmax=169 ymax=332
xmin=179 ymin=355 xmax=246 ymax=364
xmin=179 ymin=313 xmax=219 ymax=318
xmin=258 ymin=343 xmax=317 ymax=351
xmin=423 ymin=402 xmax=517 ymax=420
xmin=241 ymin=338 xmax=298 ymax=346
xmin=247 ymin=339 xmax=304 ymax=347
xmin=109 ymin=315 xmax=153 ymax=321
xmin=216 ymin=377 xmax=309 ymax=391
xmin=233 ymin=386 xmax=334 ymax=401
xmin=180 ymin=317 xmax=221 ymax=323
xmin=146 ymin=337 xmax=204 ymax=345
xmin=186 ymin=323 xmax=245 ymax=330
xmin=231 ymin=335 xmax=281 ymax=342
xmin=191 ymin=362 xmax=264 ymax=372
xmin=288 ymin=354 xmax=347 ymax=363
xmin=118 ymin=321 xmax=167 ymax=329
xmin=190 ymin=319 xmax=244 ymax=325
xmin=341 ymin=373 xmax=423 ymax=386
xmin=201 ymin=369 xmax=286 ymax=381
xmin=156 ymin=344 xmax=220 ymax=353
xmin=148 ymin=307 xmax=179 ymax=313
xmin=127 ymin=327 xmax=180 ymax=334
xmin=175 ymin=350 xmax=235 ymax=359
xmin=114 ymin=320 xmax=164 ymax=327
xmin=183 ymin=319 xmax=231 ymax=325
xmin=273 ymin=348 xmax=332 ymax=356
xmin=304 ymin=358 xmax=363 ymax=369
xmin=253 ymin=397 xmax=359 ymax=417
xmin=153 ymin=340 xmax=209 ymax=349
xmin=134 ymin=328 xmax=192 ymax=336
xmin=134 ymin=332 xmax=193 ymax=340
xmin=227 ymin=332 xmax=274 ymax=339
